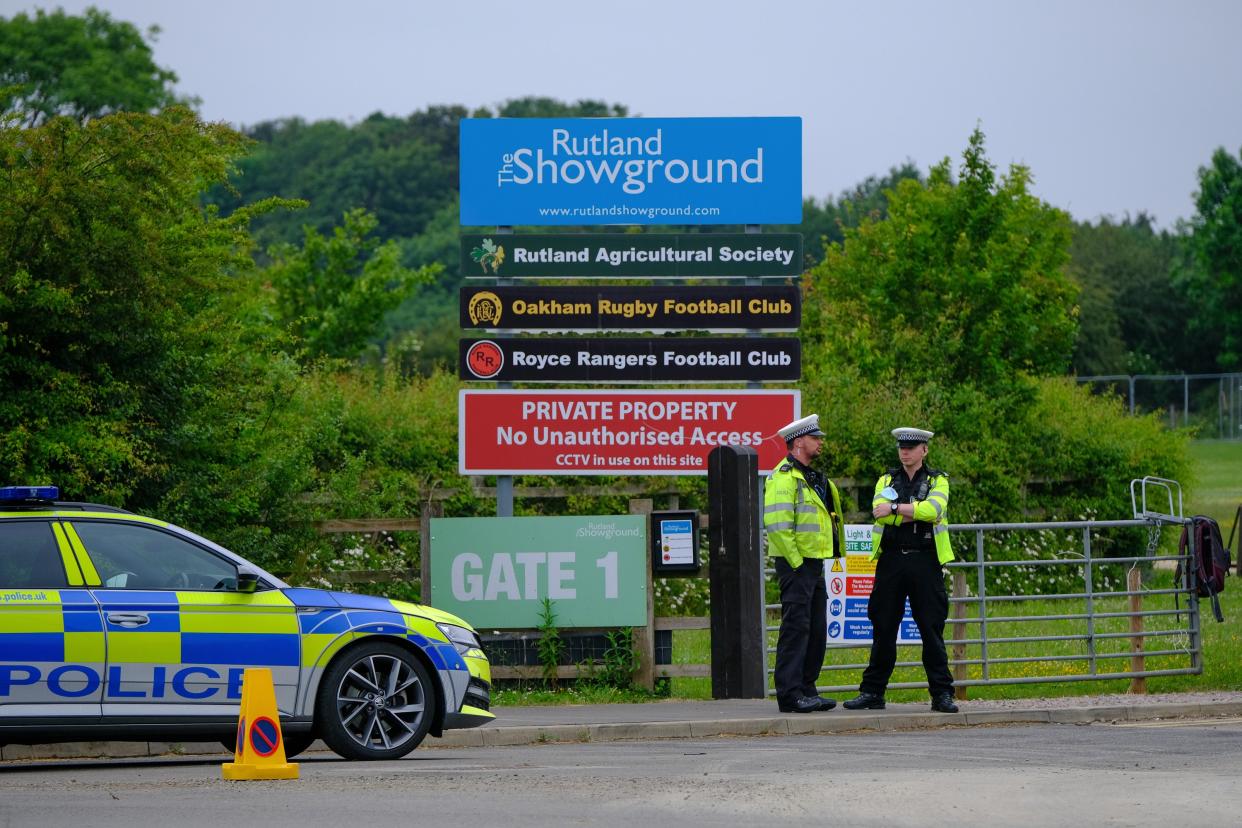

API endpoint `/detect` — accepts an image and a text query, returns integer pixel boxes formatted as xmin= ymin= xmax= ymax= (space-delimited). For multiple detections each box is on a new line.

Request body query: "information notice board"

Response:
xmin=825 ymin=525 xmax=923 ymax=645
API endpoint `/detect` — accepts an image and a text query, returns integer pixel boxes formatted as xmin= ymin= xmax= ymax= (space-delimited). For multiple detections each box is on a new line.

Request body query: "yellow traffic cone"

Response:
xmin=222 ymin=667 xmax=300 ymax=780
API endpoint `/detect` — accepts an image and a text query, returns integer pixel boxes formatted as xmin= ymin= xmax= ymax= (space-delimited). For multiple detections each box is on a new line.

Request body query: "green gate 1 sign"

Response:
xmin=429 ymin=515 xmax=648 ymax=629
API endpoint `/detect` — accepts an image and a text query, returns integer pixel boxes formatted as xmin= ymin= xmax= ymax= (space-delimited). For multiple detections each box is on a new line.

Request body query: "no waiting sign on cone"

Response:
xmin=222 ymin=667 xmax=299 ymax=780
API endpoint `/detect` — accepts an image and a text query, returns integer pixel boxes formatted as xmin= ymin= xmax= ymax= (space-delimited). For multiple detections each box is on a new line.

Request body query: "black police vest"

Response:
xmin=880 ymin=466 xmax=941 ymax=553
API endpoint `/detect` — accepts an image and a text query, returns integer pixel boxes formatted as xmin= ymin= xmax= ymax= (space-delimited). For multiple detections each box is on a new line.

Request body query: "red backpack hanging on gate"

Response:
xmin=1176 ymin=515 xmax=1231 ymax=623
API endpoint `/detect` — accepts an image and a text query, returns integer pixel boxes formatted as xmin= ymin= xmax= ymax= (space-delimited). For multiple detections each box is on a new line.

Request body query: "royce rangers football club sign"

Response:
xmin=459 ymin=337 xmax=800 ymax=383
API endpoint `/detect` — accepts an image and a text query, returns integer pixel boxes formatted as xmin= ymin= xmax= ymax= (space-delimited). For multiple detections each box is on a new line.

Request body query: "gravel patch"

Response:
xmin=956 ymin=690 xmax=1242 ymax=710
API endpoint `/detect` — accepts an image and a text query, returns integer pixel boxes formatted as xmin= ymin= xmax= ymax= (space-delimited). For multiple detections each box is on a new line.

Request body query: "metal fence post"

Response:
xmin=1186 ymin=523 xmax=1203 ymax=674
xmin=1084 ymin=527 xmax=1097 ymax=676
xmin=975 ymin=530 xmax=988 ymax=682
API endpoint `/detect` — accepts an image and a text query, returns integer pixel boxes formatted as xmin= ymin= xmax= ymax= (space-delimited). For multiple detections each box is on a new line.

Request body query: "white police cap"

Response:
xmin=892 ymin=427 xmax=934 ymax=446
xmin=779 ymin=414 xmax=825 ymax=441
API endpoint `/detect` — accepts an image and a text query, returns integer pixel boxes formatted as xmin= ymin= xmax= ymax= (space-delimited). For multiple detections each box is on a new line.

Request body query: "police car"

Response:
xmin=0 ymin=486 xmax=492 ymax=760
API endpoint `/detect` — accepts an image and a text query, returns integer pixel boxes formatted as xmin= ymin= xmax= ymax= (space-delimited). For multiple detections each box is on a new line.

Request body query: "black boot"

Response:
xmin=778 ymin=696 xmax=822 ymax=713
xmin=842 ymin=692 xmax=886 ymax=710
xmin=930 ymin=692 xmax=960 ymax=713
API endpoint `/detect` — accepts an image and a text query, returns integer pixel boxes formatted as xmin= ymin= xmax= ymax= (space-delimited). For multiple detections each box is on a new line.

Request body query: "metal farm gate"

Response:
xmin=764 ymin=478 xmax=1206 ymax=697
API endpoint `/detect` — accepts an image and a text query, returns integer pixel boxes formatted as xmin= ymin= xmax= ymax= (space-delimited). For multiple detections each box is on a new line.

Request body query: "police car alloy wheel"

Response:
xmin=316 ymin=641 xmax=434 ymax=761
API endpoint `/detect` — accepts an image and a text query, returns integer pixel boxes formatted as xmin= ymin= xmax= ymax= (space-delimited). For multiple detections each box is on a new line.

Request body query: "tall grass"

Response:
xmin=1187 ymin=440 xmax=1242 ymax=529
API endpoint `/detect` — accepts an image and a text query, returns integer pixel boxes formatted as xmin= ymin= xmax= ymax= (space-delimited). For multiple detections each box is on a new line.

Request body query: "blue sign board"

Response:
xmin=460 ymin=117 xmax=802 ymax=226
xmin=843 ymin=620 xmax=873 ymax=640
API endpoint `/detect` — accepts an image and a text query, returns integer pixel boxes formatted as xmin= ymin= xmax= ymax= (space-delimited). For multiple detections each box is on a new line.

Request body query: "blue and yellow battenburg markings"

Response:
xmin=0 ymin=589 xmax=103 ymax=662
xmin=2 ymin=587 xmax=472 ymax=704
xmin=285 ymin=589 xmax=466 ymax=674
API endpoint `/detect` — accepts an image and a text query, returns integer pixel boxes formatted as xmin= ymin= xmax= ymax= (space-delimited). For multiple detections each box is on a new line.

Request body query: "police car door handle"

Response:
xmin=106 ymin=612 xmax=150 ymax=628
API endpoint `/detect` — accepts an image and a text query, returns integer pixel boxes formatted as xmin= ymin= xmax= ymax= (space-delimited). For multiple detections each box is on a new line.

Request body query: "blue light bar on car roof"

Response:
xmin=0 ymin=485 xmax=60 ymax=503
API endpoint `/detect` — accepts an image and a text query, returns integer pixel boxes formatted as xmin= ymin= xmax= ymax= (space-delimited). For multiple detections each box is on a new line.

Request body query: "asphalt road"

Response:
xmin=2 ymin=718 xmax=1239 ymax=827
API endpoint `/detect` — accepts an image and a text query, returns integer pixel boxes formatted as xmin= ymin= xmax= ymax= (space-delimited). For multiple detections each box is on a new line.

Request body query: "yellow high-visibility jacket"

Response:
xmin=870 ymin=469 xmax=953 ymax=565
xmin=764 ymin=460 xmax=846 ymax=569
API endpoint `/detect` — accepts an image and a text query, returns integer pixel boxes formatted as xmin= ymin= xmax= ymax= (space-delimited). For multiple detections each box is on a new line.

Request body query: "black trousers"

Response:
xmin=860 ymin=548 xmax=953 ymax=697
xmin=773 ymin=557 xmax=827 ymax=704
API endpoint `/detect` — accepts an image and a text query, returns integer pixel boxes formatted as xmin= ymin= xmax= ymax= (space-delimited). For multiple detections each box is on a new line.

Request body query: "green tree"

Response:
xmin=0 ymin=6 xmax=189 ymax=127
xmin=796 ymin=129 xmax=1191 ymax=538
xmin=265 ymin=208 xmax=438 ymax=362
xmin=211 ymin=113 xmax=458 ymax=248
xmin=805 ymin=128 xmax=1077 ymax=396
xmin=773 ymin=162 xmax=923 ymax=266
xmin=1068 ymin=213 xmax=1185 ymax=375
xmin=0 ymin=108 xmax=259 ymax=501
xmin=492 ymin=96 xmax=627 ymax=118
xmin=1180 ymin=145 xmax=1242 ymax=370
xmin=210 ymin=98 xmax=631 ymax=249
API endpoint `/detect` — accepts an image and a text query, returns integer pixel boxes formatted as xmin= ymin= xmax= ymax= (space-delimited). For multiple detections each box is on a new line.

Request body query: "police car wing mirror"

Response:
xmin=236 ymin=565 xmax=259 ymax=594
xmin=880 ymin=486 xmax=899 ymax=502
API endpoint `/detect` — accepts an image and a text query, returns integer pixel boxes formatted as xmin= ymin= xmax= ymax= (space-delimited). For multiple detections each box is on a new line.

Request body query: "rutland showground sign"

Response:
xmin=459 ymin=117 xmax=802 ymax=226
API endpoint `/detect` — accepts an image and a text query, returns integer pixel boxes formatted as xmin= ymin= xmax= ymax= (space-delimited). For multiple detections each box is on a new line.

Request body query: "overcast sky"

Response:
xmin=8 ymin=0 xmax=1241 ymax=227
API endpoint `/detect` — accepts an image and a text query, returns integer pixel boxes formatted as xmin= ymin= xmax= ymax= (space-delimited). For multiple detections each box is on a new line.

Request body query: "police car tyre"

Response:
xmin=316 ymin=641 xmax=435 ymax=761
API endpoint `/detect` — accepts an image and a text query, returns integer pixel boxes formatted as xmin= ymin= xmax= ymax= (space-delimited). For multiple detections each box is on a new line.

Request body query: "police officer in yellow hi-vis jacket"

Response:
xmin=764 ymin=414 xmax=846 ymax=713
xmin=844 ymin=426 xmax=959 ymax=713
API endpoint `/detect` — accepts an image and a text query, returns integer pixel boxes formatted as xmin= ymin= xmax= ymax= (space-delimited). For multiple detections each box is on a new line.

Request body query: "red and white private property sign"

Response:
xmin=459 ymin=389 xmax=800 ymax=475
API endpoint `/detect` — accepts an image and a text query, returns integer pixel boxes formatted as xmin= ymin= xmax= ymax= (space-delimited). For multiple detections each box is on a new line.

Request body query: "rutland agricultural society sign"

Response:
xmin=459 ymin=337 xmax=800 ymax=383
xmin=458 ymin=389 xmax=799 ymax=475
xmin=460 ymin=233 xmax=803 ymax=279
xmin=459 ymin=117 xmax=802 ymax=225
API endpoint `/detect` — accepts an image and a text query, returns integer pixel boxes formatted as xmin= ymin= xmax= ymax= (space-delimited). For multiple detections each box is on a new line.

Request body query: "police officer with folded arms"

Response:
xmin=844 ymin=426 xmax=959 ymax=713
xmin=764 ymin=414 xmax=846 ymax=713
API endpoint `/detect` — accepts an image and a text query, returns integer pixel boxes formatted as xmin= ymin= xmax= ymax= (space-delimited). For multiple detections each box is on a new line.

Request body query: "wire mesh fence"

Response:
xmin=1078 ymin=373 xmax=1242 ymax=439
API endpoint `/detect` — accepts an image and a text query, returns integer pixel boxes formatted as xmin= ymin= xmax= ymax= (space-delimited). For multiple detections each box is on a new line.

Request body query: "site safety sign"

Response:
xmin=458 ymin=389 xmax=798 ymax=475
xmin=825 ymin=525 xmax=922 ymax=645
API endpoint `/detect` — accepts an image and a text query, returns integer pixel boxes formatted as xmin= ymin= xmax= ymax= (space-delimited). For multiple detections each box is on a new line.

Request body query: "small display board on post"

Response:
xmin=651 ymin=510 xmax=701 ymax=575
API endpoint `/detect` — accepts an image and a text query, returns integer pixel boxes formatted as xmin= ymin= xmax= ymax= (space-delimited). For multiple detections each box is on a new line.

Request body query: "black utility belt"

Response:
xmin=895 ymin=547 xmax=935 ymax=555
